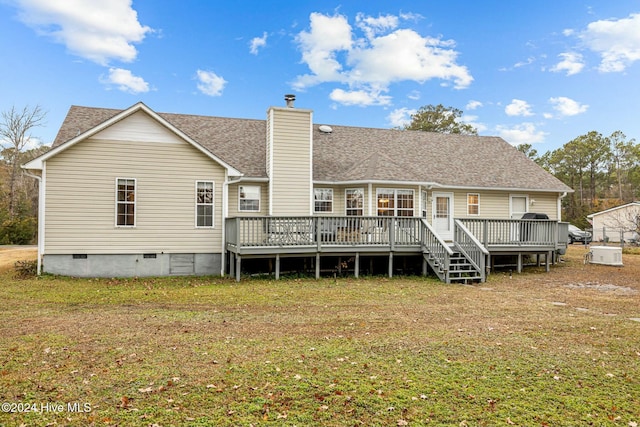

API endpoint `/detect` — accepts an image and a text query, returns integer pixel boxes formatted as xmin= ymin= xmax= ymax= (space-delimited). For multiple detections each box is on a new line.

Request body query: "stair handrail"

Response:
xmin=454 ymin=219 xmax=489 ymax=282
xmin=420 ymin=219 xmax=454 ymax=282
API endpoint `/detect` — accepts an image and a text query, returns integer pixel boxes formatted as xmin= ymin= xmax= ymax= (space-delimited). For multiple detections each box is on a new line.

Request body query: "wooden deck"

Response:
xmin=225 ymin=216 xmax=568 ymax=282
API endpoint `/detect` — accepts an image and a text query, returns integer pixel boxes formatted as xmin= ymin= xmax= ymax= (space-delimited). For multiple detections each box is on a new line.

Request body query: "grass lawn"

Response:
xmin=0 ymin=246 xmax=638 ymax=426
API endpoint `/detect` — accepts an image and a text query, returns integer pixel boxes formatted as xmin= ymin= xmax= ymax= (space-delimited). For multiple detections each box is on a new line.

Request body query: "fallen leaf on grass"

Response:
xmin=138 ymin=387 xmax=154 ymax=393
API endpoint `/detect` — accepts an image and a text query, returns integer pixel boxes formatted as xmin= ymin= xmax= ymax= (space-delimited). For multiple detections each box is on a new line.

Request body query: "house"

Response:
xmin=587 ymin=202 xmax=640 ymax=243
xmin=23 ymin=96 xmax=572 ymax=282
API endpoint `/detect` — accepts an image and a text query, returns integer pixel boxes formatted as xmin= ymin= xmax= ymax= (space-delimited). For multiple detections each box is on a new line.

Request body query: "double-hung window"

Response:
xmin=196 ymin=181 xmax=214 ymax=228
xmin=116 ymin=178 xmax=136 ymax=227
xmin=467 ymin=193 xmax=480 ymax=216
xmin=239 ymin=185 xmax=260 ymax=212
xmin=377 ymin=189 xmax=414 ymax=217
xmin=314 ymin=188 xmax=333 ymax=213
xmin=345 ymin=188 xmax=363 ymax=216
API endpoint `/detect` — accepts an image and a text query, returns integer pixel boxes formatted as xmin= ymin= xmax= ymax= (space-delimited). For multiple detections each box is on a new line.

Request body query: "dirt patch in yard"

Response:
xmin=0 ymin=246 xmax=36 ymax=273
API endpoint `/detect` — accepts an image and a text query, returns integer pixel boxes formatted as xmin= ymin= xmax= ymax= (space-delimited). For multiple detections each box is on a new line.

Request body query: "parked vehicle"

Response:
xmin=568 ymin=224 xmax=592 ymax=244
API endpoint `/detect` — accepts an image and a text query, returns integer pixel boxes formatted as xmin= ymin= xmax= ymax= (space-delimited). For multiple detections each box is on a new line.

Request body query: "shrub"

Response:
xmin=14 ymin=259 xmax=37 ymax=278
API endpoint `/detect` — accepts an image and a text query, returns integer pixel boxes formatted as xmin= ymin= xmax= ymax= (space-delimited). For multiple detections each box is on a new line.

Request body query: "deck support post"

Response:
xmin=388 ymin=252 xmax=393 ymax=278
xmin=315 ymin=253 xmax=320 ymax=279
xmin=229 ymin=252 xmax=235 ymax=278
xmin=338 ymin=256 xmax=342 ymax=275
xmin=517 ymin=253 xmax=522 ymax=273
xmin=235 ymin=254 xmax=241 ymax=282
xmin=546 ymin=251 xmax=551 ymax=272
xmin=354 ymin=253 xmax=360 ymax=278
xmin=275 ymin=254 xmax=280 ymax=280
xmin=422 ymin=257 xmax=427 ymax=276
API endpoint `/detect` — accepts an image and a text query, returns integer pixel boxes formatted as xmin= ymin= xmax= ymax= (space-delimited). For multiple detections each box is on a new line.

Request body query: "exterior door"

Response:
xmin=510 ymin=195 xmax=529 ymax=240
xmin=432 ymin=192 xmax=454 ymax=240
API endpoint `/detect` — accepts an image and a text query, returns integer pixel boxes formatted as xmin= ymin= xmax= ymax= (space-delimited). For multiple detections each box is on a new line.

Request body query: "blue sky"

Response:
xmin=2 ymin=0 xmax=640 ymax=153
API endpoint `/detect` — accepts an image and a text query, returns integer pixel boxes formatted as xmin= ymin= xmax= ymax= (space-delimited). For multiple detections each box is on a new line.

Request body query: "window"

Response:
xmin=196 ymin=181 xmax=214 ymax=227
xmin=345 ymin=188 xmax=363 ymax=216
xmin=116 ymin=178 xmax=136 ymax=227
xmin=377 ymin=189 xmax=414 ymax=217
xmin=314 ymin=188 xmax=333 ymax=213
xmin=467 ymin=193 xmax=480 ymax=216
xmin=239 ymin=185 xmax=260 ymax=212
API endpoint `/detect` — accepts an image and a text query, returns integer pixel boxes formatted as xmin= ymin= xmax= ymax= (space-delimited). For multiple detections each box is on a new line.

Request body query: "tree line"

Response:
xmin=0 ymin=105 xmax=48 ymax=245
xmin=516 ymin=130 xmax=638 ymax=228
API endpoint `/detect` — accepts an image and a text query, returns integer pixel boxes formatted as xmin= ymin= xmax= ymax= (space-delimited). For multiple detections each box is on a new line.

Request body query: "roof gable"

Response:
xmin=23 ymin=103 xmax=242 ymax=176
xmin=587 ymin=202 xmax=640 ymax=218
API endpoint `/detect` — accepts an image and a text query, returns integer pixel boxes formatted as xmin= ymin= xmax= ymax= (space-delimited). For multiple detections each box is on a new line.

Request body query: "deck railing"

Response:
xmin=225 ymin=216 xmax=424 ymax=250
xmin=458 ymin=218 xmax=568 ymax=248
xmin=226 ymin=216 xmax=568 ymax=253
xmin=419 ymin=219 xmax=454 ymax=281
xmin=454 ymin=219 xmax=489 ymax=281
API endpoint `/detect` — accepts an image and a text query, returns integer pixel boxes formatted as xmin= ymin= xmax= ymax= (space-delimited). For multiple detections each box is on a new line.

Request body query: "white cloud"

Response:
xmin=549 ymin=96 xmax=588 ymax=116
xmin=329 ymin=88 xmax=391 ymax=106
xmin=577 ymin=12 xmax=640 ymax=72
xmin=249 ymin=32 xmax=268 ymax=55
xmin=386 ymin=107 xmax=416 ymax=128
xmin=466 ymin=100 xmax=483 ymax=110
xmin=505 ymin=99 xmax=533 ymax=117
xmin=407 ymin=90 xmax=421 ymax=100
xmin=101 ymin=68 xmax=149 ymax=93
xmin=196 ymin=70 xmax=227 ymax=96
xmin=550 ymin=52 xmax=585 ymax=75
xmin=293 ymin=12 xmax=473 ymax=106
xmin=355 ymin=13 xmax=399 ymax=40
xmin=461 ymin=114 xmax=487 ymax=133
xmin=496 ymin=123 xmax=547 ymax=145
xmin=14 ymin=0 xmax=152 ymax=65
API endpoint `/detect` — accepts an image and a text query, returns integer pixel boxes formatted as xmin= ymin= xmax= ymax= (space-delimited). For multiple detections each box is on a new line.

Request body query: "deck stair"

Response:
xmin=422 ymin=249 xmax=484 ymax=284
xmin=420 ymin=219 xmax=487 ymax=284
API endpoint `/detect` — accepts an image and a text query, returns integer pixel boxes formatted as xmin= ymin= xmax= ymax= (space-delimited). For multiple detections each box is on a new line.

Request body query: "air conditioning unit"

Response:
xmin=589 ymin=246 xmax=623 ymax=266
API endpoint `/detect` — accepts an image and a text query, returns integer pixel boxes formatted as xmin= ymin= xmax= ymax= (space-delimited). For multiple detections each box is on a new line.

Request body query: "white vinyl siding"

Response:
xmin=228 ymin=184 xmax=268 ymax=217
xmin=196 ymin=181 xmax=214 ymax=228
xmin=268 ymin=107 xmax=312 ymax=215
xmin=450 ymin=191 xmax=559 ymax=220
xmin=43 ymin=113 xmax=226 ymax=255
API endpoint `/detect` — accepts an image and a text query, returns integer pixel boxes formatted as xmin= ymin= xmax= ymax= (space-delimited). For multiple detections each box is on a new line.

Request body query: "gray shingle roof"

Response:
xmin=52 ymin=105 xmax=572 ymax=192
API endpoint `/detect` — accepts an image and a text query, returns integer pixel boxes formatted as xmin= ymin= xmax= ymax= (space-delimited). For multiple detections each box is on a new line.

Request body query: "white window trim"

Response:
xmin=195 ymin=180 xmax=215 ymax=228
xmin=238 ymin=185 xmax=261 ymax=212
xmin=467 ymin=193 xmax=480 ymax=216
xmin=115 ymin=177 xmax=137 ymax=228
xmin=376 ymin=188 xmax=415 ymax=216
xmin=509 ymin=194 xmax=529 ymax=219
xmin=314 ymin=188 xmax=334 ymax=214
xmin=345 ymin=188 xmax=364 ymax=216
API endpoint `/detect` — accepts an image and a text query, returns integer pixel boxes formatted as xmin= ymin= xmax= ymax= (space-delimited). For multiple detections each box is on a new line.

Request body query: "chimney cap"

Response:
xmin=284 ymin=94 xmax=296 ymax=107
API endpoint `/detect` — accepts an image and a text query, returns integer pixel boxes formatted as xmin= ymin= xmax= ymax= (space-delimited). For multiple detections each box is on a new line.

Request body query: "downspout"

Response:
xmin=22 ymin=167 xmax=44 ymax=276
xmin=558 ymin=192 xmax=567 ymax=220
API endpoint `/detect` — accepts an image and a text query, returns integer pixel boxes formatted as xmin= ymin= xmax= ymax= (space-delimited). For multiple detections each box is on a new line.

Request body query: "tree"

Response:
xmin=403 ymin=104 xmax=478 ymax=135
xmin=516 ymin=143 xmax=538 ymax=160
xmin=0 ymin=105 xmax=46 ymax=218
xmin=607 ymin=131 xmax=638 ymax=201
